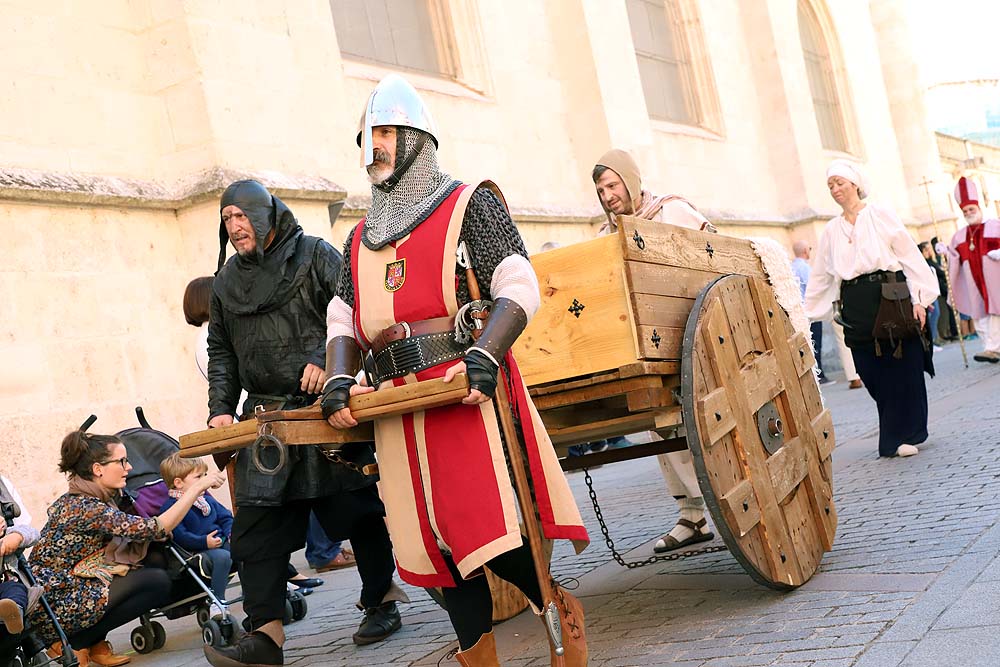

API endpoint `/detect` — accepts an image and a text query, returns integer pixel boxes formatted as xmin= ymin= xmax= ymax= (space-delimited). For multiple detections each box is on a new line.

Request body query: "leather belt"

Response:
xmin=842 ymin=270 xmax=904 ymax=286
xmin=369 ymin=316 xmax=455 ymax=357
xmin=365 ymin=318 xmax=466 ymax=387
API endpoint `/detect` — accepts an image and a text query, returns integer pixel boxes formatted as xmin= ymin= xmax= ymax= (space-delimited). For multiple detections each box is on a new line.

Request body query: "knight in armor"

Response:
xmin=323 ymin=74 xmax=590 ymax=666
xmin=939 ymin=176 xmax=1000 ymax=362
xmin=591 ymin=149 xmax=716 ymax=554
xmin=202 ymin=180 xmax=404 ymax=667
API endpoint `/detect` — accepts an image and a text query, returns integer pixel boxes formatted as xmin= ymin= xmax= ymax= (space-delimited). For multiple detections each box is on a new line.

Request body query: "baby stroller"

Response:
xmin=0 ymin=488 xmax=78 ymax=667
xmin=112 ymin=408 xmax=307 ymax=652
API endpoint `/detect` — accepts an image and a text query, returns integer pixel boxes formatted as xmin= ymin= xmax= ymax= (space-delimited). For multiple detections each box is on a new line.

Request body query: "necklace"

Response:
xmin=841 ymin=218 xmax=856 ymax=244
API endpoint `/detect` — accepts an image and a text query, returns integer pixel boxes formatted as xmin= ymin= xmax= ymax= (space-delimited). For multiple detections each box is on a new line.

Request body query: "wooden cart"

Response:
xmin=512 ymin=216 xmax=837 ymax=589
xmin=180 ymin=216 xmax=836 ymax=595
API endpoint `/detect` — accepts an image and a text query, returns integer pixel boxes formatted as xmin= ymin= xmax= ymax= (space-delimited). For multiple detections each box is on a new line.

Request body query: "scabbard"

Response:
xmin=493 ymin=372 xmax=559 ymax=610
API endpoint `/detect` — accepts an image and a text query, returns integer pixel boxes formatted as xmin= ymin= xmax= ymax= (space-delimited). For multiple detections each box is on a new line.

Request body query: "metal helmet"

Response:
xmin=357 ymin=74 xmax=439 ymax=168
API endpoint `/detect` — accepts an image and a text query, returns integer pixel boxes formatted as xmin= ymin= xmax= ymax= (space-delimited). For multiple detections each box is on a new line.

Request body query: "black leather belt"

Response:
xmin=842 ymin=270 xmax=904 ymax=286
xmin=365 ymin=331 xmax=466 ymax=387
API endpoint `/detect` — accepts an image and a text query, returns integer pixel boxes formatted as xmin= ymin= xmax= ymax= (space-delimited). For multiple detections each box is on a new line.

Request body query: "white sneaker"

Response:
xmin=896 ymin=444 xmax=919 ymax=457
xmin=933 ymin=345 xmax=943 ymax=352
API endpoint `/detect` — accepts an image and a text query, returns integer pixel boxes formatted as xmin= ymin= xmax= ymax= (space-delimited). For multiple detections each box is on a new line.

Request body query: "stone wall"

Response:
xmin=0 ymin=0 xmax=949 ymax=520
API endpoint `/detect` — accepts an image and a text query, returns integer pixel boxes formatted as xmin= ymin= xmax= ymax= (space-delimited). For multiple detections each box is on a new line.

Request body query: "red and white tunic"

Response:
xmin=339 ymin=184 xmax=588 ymax=587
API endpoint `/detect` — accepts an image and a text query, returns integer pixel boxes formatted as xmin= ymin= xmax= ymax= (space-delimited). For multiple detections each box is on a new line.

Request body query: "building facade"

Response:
xmin=0 ymin=0 xmax=958 ymax=517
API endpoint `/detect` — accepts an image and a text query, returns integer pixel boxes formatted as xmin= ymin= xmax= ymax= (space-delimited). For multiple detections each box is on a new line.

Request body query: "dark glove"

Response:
xmin=321 ymin=377 xmax=357 ymax=420
xmin=464 ymin=349 xmax=500 ymax=399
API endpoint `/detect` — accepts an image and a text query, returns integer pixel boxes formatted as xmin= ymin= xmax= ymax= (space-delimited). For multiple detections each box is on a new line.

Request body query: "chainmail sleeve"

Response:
xmin=457 ymin=187 xmax=528 ymax=305
xmin=336 ymin=225 xmax=357 ymax=309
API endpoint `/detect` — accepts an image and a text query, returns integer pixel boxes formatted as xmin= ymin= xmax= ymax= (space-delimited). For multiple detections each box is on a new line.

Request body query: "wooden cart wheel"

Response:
xmin=681 ymin=275 xmax=837 ymax=589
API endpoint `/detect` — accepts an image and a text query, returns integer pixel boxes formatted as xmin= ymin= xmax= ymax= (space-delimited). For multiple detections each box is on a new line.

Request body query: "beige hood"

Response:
xmin=594 ymin=148 xmax=643 ymax=223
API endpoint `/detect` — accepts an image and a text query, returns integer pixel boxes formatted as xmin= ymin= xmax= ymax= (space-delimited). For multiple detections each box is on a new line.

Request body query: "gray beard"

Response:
xmin=362 ymin=129 xmax=459 ymax=250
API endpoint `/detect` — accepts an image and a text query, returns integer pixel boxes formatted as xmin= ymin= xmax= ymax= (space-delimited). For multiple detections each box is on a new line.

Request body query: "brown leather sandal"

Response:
xmin=653 ymin=518 xmax=714 ymax=553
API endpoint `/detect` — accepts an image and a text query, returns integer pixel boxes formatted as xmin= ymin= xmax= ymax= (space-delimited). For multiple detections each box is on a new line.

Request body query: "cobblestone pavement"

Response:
xmin=102 ymin=339 xmax=1000 ymax=666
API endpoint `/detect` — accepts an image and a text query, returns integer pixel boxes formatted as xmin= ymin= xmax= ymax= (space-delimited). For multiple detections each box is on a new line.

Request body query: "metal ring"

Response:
xmin=250 ymin=433 xmax=287 ymax=476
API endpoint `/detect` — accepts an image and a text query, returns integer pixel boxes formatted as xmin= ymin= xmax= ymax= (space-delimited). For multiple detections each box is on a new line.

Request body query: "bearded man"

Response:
xmin=940 ymin=177 xmax=1000 ymax=362
xmin=590 ymin=148 xmax=715 ymax=554
xmin=202 ymin=180 xmax=403 ymax=667
xmin=323 ymin=74 xmax=590 ymax=666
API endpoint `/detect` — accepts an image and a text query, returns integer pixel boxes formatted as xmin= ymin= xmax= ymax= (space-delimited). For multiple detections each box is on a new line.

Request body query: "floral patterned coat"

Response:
xmin=27 ymin=493 xmax=165 ymax=644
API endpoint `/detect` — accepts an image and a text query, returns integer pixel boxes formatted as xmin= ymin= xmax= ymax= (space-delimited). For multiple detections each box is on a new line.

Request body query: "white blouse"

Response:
xmin=804 ymin=203 xmax=940 ymax=320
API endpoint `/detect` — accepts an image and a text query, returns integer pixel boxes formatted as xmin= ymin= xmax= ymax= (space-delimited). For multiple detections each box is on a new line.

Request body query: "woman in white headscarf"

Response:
xmin=805 ymin=160 xmax=939 ymax=458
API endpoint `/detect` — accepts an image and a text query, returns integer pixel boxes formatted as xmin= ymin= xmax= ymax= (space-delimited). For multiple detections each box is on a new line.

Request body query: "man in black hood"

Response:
xmin=203 ymin=180 xmax=404 ymax=667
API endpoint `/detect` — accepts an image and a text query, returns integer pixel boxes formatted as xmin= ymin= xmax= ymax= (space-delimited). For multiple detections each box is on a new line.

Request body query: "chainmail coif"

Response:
xmin=362 ymin=127 xmax=460 ymax=250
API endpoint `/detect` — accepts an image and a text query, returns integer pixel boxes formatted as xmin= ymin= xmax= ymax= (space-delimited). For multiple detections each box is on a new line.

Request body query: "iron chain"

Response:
xmin=583 ymin=468 xmax=728 ymax=569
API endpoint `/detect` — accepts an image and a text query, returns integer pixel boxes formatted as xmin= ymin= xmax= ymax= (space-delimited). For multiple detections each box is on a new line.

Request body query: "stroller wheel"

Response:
xmin=195 ymin=604 xmax=212 ymax=628
xmin=290 ymin=594 xmax=308 ymax=622
xmin=202 ymin=619 xmax=225 ymax=648
xmin=282 ymin=598 xmax=294 ymax=625
xmin=131 ymin=625 xmax=156 ymax=654
xmin=241 ymin=616 xmax=253 ymax=634
xmin=219 ymin=617 xmax=241 ymax=646
xmin=150 ymin=621 xmax=167 ymax=650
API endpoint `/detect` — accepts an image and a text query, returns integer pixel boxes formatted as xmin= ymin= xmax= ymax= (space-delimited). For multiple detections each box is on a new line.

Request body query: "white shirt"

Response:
xmin=804 ymin=203 xmax=940 ymax=320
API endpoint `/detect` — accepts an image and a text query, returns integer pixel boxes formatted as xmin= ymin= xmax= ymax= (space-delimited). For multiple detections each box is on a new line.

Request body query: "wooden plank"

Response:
xmin=697 ymin=386 xmax=736 ymax=447
xmin=635 ymin=325 xmax=684 ymax=360
xmin=547 ymin=409 xmax=679 ymax=447
xmin=631 ymin=294 xmax=694 ymax=329
xmin=626 ymin=387 xmax=675 ymax=412
xmin=514 ymin=234 xmax=638 ymax=386
xmin=529 ymin=368 xmax=625 ymax=397
xmin=559 ymin=437 xmax=688 ymax=470
xmin=263 ymin=420 xmax=374 ymax=446
xmin=782 ymin=486 xmax=823 ymax=580
xmin=619 ymin=217 xmax=766 ymax=277
xmin=257 ymin=375 xmax=469 ymax=424
xmin=617 ymin=361 xmax=681 ymax=378
xmin=531 ymin=375 xmax=665 ymax=411
xmin=767 ymin=439 xmax=809 ymax=503
xmin=719 ymin=479 xmax=762 ymax=538
xmin=739 ymin=351 xmax=784 ymax=415
xmin=179 ymin=435 xmax=255 ymax=459
xmin=627 ymin=261 xmax=723 ymax=299
xmin=180 ymin=419 xmax=257 ymax=450
xmin=790 ymin=332 xmax=816 ymax=378
xmin=812 ymin=410 xmax=836 ymax=460
xmin=719 ymin=277 xmax=762 ymax=362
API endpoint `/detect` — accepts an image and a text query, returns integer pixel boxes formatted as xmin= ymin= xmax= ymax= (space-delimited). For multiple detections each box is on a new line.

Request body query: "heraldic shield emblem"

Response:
xmin=384 ymin=259 xmax=406 ymax=292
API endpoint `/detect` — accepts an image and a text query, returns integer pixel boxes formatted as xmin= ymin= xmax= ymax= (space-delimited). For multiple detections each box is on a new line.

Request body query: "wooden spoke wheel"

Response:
xmin=681 ymin=275 xmax=837 ymax=589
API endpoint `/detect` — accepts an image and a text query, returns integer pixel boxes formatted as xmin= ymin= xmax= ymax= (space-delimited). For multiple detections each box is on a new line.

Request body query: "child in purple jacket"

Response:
xmin=159 ymin=454 xmax=234 ymax=613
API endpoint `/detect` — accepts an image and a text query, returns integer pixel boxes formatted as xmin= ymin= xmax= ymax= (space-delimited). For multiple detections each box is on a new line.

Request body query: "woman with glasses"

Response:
xmin=27 ymin=431 xmax=224 ymax=666
xmin=805 ymin=160 xmax=939 ymax=459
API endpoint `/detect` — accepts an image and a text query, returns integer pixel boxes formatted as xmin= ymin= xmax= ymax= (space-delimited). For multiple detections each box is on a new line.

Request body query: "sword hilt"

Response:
xmin=543 ymin=601 xmax=563 ymax=656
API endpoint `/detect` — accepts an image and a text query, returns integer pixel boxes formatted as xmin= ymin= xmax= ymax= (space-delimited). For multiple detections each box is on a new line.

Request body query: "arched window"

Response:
xmin=798 ymin=1 xmax=849 ymax=152
xmin=626 ymin=0 xmax=699 ymax=125
xmin=331 ymin=0 xmax=456 ymax=78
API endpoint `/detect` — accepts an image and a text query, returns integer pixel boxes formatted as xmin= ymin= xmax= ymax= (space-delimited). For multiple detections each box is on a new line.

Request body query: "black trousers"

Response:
xmin=231 ymin=487 xmax=395 ymax=629
xmin=69 ymin=567 xmax=172 ymax=649
xmin=851 ymin=336 xmax=929 ymax=457
xmin=441 ymin=539 xmax=543 ymax=651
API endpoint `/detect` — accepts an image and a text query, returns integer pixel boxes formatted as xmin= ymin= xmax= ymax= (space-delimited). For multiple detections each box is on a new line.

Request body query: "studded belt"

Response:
xmin=364 ymin=330 xmax=466 ymax=387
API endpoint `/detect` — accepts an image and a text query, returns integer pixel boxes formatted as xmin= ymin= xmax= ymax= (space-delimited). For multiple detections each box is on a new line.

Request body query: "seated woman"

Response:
xmin=28 ymin=431 xmax=224 ymax=667
xmin=0 ymin=474 xmax=41 ymax=664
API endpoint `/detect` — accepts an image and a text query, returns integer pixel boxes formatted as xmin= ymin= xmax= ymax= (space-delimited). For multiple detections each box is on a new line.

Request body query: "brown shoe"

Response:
xmin=0 ymin=598 xmax=23 ymax=634
xmin=973 ymin=350 xmax=1000 ymax=363
xmin=315 ymin=549 xmax=357 ymax=573
xmin=48 ymin=643 xmax=90 ymax=667
xmin=88 ymin=640 xmax=131 ymax=666
xmin=543 ymin=586 xmax=587 ymax=666
xmin=848 ymin=379 xmax=863 ymax=389
xmin=455 ymin=631 xmax=499 ymax=666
